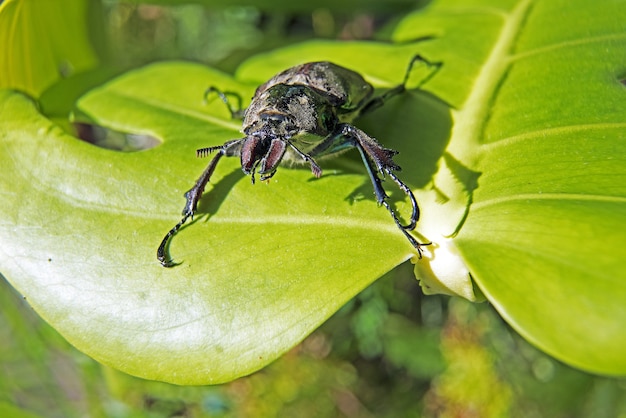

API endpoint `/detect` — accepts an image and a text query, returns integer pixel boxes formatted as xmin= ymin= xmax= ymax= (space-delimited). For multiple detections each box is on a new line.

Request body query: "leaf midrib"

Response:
xmin=449 ymin=0 xmax=533 ymax=161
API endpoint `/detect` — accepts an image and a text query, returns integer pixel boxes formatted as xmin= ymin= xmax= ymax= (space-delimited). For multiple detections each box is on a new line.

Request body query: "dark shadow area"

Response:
xmin=194 ymin=168 xmax=246 ymax=217
xmin=38 ymin=67 xmax=122 ymax=118
xmin=357 ymin=89 xmax=453 ymax=187
xmin=343 ymin=88 xmax=454 ymax=213
xmin=73 ymin=122 xmax=160 ymax=152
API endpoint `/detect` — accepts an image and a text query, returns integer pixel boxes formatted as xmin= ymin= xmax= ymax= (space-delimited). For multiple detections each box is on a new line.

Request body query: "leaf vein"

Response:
xmin=512 ymin=33 xmax=626 ymax=61
xmin=472 ymin=193 xmax=626 ymax=211
xmin=481 ymin=122 xmax=626 ymax=150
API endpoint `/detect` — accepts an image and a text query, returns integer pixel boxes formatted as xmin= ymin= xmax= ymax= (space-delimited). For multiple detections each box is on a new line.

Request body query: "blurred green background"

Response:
xmin=1 ymin=1 xmax=625 ymax=417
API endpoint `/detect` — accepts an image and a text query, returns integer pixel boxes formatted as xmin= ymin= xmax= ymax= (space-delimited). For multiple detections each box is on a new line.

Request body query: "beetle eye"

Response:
xmin=260 ymin=111 xmax=287 ymax=123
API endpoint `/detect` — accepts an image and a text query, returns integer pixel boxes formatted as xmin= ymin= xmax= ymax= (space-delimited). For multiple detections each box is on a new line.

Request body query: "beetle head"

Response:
xmin=239 ymin=84 xmax=332 ymax=181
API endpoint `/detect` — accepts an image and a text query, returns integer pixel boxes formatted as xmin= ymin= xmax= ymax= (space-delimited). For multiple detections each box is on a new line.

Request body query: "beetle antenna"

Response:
xmin=197 ymin=146 xmax=222 ymax=158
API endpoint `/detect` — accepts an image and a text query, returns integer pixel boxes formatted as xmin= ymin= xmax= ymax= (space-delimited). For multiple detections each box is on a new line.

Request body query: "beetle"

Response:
xmin=158 ymin=56 xmax=437 ymax=267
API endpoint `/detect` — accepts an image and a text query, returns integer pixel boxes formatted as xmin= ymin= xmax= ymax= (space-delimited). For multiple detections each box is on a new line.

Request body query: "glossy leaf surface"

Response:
xmin=0 ymin=0 xmax=624 ymax=384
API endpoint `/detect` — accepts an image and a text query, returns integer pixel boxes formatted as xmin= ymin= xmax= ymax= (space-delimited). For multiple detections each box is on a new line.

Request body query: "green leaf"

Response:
xmin=398 ymin=0 xmax=626 ymax=374
xmin=0 ymin=46 xmax=431 ymax=384
xmin=1 ymin=0 xmax=625 ymax=385
xmin=0 ymin=0 xmax=102 ymax=97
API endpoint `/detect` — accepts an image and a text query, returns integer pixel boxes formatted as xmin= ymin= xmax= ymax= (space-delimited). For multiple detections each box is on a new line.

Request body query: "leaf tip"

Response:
xmin=412 ymin=238 xmax=483 ymax=302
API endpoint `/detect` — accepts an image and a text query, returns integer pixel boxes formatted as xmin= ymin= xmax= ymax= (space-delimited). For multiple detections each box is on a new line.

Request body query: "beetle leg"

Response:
xmin=357 ymin=55 xmax=440 ymax=117
xmin=157 ymin=139 xmax=243 ymax=267
xmin=204 ymin=86 xmax=245 ymax=119
xmin=185 ymin=140 xmax=242 ymax=218
xmin=286 ymin=141 xmax=323 ymax=178
xmin=358 ymin=84 xmax=405 ymax=117
xmin=385 ymin=170 xmax=418 ymax=230
xmin=333 ymin=124 xmax=429 ymax=256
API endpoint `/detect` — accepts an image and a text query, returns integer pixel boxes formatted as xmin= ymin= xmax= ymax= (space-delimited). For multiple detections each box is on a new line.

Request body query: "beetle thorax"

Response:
xmin=243 ymin=84 xmax=336 ymax=138
xmin=237 ymin=84 xmax=339 ymax=179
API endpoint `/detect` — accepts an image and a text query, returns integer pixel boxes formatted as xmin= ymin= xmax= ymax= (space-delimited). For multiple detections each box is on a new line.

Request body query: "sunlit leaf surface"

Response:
xmin=0 ymin=0 xmax=624 ymax=383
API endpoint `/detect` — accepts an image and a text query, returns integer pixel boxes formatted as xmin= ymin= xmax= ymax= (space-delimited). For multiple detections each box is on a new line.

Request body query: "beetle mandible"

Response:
xmin=158 ymin=56 xmax=438 ymax=267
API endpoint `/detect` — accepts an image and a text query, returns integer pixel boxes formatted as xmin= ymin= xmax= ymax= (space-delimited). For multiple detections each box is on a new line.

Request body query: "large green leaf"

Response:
xmin=0 ymin=44 xmax=435 ymax=384
xmin=0 ymin=0 xmax=625 ymax=385
xmin=392 ymin=0 xmax=626 ymax=374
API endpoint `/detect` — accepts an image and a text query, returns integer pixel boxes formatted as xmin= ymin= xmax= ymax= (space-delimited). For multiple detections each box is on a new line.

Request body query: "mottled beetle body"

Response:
xmin=158 ymin=58 xmax=436 ymax=266
xmin=221 ymin=62 xmax=376 ymax=181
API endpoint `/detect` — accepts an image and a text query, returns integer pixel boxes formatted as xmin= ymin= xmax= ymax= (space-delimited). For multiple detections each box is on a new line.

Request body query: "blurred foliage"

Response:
xmin=2 ymin=1 xmax=626 ymax=416
xmin=100 ymin=1 xmax=406 ymax=71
